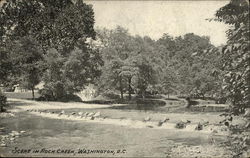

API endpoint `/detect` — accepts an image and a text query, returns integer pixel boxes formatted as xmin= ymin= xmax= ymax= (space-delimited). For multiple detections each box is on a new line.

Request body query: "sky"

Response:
xmin=85 ymin=1 xmax=230 ymax=46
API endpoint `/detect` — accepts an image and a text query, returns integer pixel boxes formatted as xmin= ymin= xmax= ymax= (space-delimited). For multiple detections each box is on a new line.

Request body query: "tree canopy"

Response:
xmin=96 ymin=26 xmax=221 ymax=100
xmin=0 ymin=0 xmax=103 ymax=100
xmin=215 ymin=0 xmax=249 ymax=113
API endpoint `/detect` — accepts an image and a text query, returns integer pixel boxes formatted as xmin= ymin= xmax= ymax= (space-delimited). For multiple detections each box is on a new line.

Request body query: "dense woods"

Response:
xmin=96 ymin=27 xmax=223 ymax=101
xmin=0 ymin=0 xmax=103 ymax=100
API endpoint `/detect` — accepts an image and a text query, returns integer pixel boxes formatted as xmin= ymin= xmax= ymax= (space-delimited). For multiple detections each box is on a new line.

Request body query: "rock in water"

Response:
xmin=224 ymin=121 xmax=230 ymax=127
xmin=88 ymin=112 xmax=94 ymax=117
xmin=158 ymin=121 xmax=164 ymax=127
xmin=71 ymin=112 xmax=76 ymax=115
xmin=143 ymin=117 xmax=151 ymax=122
xmin=58 ymin=110 xmax=64 ymax=116
xmin=195 ymin=123 xmax=203 ymax=130
xmin=162 ymin=117 xmax=170 ymax=123
xmin=84 ymin=112 xmax=89 ymax=117
xmin=78 ymin=112 xmax=83 ymax=116
xmin=93 ymin=112 xmax=101 ymax=117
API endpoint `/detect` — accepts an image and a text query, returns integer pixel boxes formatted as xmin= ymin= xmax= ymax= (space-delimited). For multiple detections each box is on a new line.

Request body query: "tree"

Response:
xmin=0 ymin=0 xmax=102 ymax=100
xmin=214 ymin=0 xmax=250 ymax=157
xmin=98 ymin=27 xmax=160 ymax=100
xmin=215 ymin=0 xmax=249 ymax=112
xmin=0 ymin=0 xmax=95 ymax=53
xmin=41 ymin=48 xmax=64 ymax=100
xmin=97 ymin=26 xmax=135 ymax=100
xmin=0 ymin=47 xmax=13 ymax=84
xmin=155 ymin=33 xmax=217 ymax=97
xmin=8 ymin=36 xmax=44 ymax=99
xmin=63 ymin=46 xmax=103 ymax=93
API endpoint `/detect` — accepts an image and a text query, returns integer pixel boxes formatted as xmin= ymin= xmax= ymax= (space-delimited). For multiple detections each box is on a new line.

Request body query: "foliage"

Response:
xmin=155 ymin=33 xmax=220 ymax=98
xmin=215 ymin=0 xmax=249 ymax=112
xmin=0 ymin=0 xmax=102 ymax=100
xmin=0 ymin=46 xmax=13 ymax=83
xmin=0 ymin=0 xmax=95 ymax=53
xmin=8 ymin=36 xmax=44 ymax=99
xmin=40 ymin=46 xmax=103 ymax=101
xmin=97 ymin=26 xmax=222 ymax=100
xmin=214 ymin=0 xmax=250 ymax=157
xmin=97 ymin=27 xmax=160 ymax=99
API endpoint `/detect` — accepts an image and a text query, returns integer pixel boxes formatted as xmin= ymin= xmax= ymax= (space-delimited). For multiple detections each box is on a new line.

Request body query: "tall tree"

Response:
xmin=213 ymin=1 xmax=250 ymax=157
xmin=97 ymin=26 xmax=134 ymax=100
xmin=0 ymin=0 xmax=95 ymax=53
xmin=8 ymin=36 xmax=44 ymax=99
xmin=0 ymin=0 xmax=102 ymax=100
xmin=215 ymin=0 xmax=249 ymax=112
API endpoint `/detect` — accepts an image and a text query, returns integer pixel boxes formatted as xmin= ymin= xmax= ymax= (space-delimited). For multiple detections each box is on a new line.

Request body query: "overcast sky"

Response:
xmin=85 ymin=1 xmax=230 ymax=46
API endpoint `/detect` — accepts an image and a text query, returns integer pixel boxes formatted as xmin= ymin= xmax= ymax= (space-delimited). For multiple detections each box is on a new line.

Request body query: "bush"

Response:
xmin=0 ymin=90 xmax=7 ymax=112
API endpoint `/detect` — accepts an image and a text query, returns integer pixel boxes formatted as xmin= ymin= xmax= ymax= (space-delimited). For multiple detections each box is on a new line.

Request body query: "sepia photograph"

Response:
xmin=0 ymin=0 xmax=249 ymax=157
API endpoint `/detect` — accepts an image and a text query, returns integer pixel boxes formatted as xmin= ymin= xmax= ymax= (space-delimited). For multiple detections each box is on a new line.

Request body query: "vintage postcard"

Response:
xmin=0 ymin=0 xmax=249 ymax=157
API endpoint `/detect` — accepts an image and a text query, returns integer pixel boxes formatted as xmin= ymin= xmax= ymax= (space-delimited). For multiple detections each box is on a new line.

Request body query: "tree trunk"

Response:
xmin=119 ymin=76 xmax=123 ymax=100
xmin=0 ymin=105 xmax=3 ymax=112
xmin=32 ymin=87 xmax=35 ymax=100
xmin=142 ymin=89 xmax=145 ymax=100
xmin=128 ymin=77 xmax=132 ymax=100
